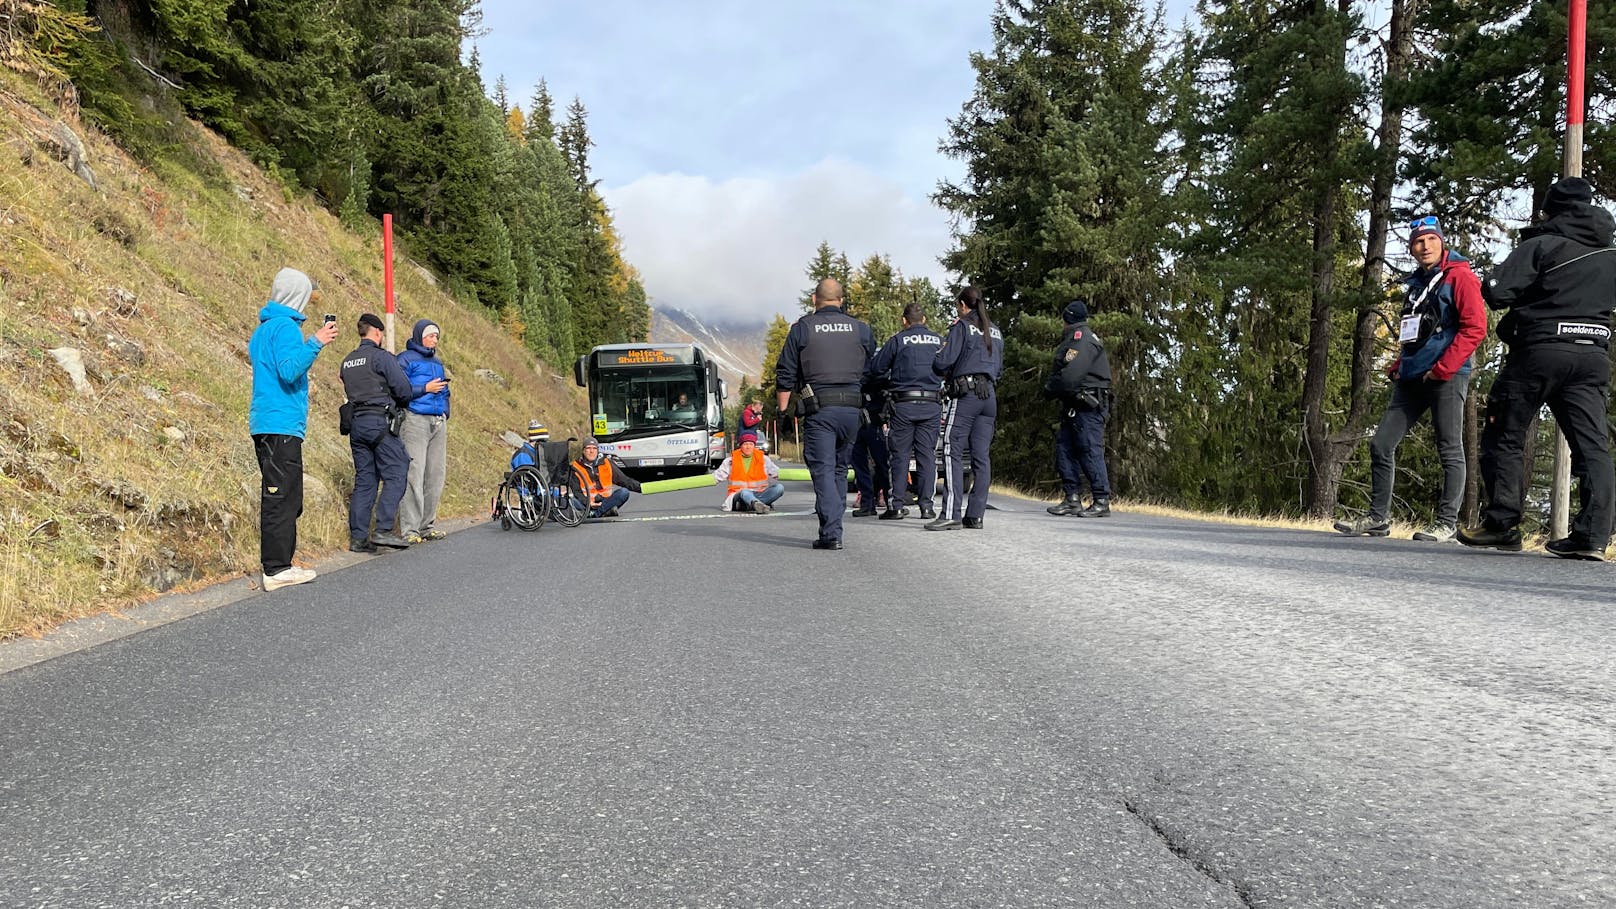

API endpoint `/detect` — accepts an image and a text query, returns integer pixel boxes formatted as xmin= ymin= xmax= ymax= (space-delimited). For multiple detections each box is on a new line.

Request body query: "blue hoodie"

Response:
xmin=397 ymin=318 xmax=451 ymax=417
xmin=248 ymin=269 xmax=326 ymax=437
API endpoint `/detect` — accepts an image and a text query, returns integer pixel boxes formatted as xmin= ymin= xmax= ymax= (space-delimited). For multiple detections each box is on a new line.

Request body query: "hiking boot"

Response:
xmin=752 ymin=501 xmax=772 ymax=515
xmin=878 ymin=507 xmax=907 ymax=520
xmin=262 ymin=566 xmax=316 ymax=591
xmin=1546 ymin=536 xmax=1607 ymax=561
xmin=924 ymin=517 xmax=962 ymax=531
xmin=421 ymin=529 xmax=448 ymax=542
xmin=1456 ymin=524 xmax=1523 ymax=552
xmin=1076 ymin=498 xmax=1111 ymax=518
xmin=373 ymin=532 xmax=413 ymax=549
xmin=1412 ymin=522 xmax=1457 ymax=543
xmin=962 ymin=516 xmax=983 ymax=529
xmin=349 ymin=538 xmax=377 ymax=554
xmin=1333 ymin=516 xmax=1388 ymax=537
xmin=1047 ymin=494 xmax=1083 ymax=516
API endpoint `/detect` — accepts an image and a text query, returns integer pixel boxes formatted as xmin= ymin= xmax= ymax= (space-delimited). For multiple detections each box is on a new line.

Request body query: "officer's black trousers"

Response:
xmin=1056 ymin=404 xmax=1111 ymax=499
xmin=941 ymin=389 xmax=997 ymax=521
xmin=253 ymin=433 xmax=303 ymax=575
xmin=887 ymin=400 xmax=940 ymax=506
xmin=852 ymin=420 xmax=890 ymax=505
xmin=349 ymin=413 xmax=411 ymax=541
xmin=803 ymin=406 xmax=860 ymax=541
xmin=1480 ymin=343 xmax=1615 ymax=544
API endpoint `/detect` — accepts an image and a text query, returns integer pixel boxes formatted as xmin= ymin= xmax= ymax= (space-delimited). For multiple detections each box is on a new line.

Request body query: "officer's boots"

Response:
xmin=1076 ymin=497 xmax=1111 ymax=518
xmin=1047 ymin=493 xmax=1084 ymax=516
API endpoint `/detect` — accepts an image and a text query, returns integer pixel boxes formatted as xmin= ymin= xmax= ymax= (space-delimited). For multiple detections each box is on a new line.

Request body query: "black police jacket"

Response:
xmin=1046 ymin=323 xmax=1112 ymax=398
xmin=340 ymin=339 xmax=416 ymax=408
xmin=867 ymin=324 xmax=945 ymax=393
xmin=775 ymin=305 xmax=875 ymax=394
xmin=1485 ymin=202 xmax=1616 ymax=348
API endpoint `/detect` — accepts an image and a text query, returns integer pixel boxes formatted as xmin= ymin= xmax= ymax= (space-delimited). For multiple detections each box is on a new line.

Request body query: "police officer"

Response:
xmin=928 ymin=286 xmax=1003 ymax=531
xmin=340 ymin=313 xmax=431 ymax=552
xmin=776 ymin=278 xmax=876 ymax=549
xmin=849 ymin=381 xmax=891 ymax=517
xmin=867 ymin=301 xmax=943 ymax=520
xmin=1459 ymin=177 xmax=1616 ymax=559
xmin=1044 ymin=299 xmax=1114 ymax=518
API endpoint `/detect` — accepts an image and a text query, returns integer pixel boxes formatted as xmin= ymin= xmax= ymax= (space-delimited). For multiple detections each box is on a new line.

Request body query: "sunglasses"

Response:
xmin=1409 ymin=216 xmax=1440 ymax=231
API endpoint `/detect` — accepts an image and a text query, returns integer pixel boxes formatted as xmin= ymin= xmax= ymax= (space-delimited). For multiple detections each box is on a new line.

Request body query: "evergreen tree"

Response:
xmin=525 ymin=78 xmax=556 ymax=145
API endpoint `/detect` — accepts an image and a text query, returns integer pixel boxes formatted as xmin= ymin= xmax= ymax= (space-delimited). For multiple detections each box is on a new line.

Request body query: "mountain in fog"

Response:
xmin=650 ymin=306 xmax=770 ymax=396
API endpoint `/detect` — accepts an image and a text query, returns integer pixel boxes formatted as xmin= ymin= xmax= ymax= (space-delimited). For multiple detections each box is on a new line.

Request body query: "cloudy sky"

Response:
xmin=475 ymin=2 xmax=1190 ymax=325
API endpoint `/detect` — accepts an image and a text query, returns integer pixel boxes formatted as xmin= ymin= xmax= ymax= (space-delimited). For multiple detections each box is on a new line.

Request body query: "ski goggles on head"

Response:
xmin=1409 ymin=216 xmax=1441 ymax=231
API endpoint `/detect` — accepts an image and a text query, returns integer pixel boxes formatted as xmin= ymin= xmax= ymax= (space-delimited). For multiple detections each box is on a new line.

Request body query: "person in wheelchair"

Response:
xmin=571 ymin=439 xmax=642 ymax=518
xmin=511 ymin=420 xmax=549 ymax=472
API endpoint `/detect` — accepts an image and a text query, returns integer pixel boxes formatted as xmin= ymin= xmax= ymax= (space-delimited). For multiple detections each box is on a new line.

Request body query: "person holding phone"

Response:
xmin=397 ymin=319 xmax=452 ymax=543
xmin=249 ymin=267 xmax=338 ymax=591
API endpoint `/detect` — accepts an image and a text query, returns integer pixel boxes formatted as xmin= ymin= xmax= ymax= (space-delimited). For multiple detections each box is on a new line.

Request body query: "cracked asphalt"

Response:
xmin=2 ymin=484 xmax=1613 ymax=908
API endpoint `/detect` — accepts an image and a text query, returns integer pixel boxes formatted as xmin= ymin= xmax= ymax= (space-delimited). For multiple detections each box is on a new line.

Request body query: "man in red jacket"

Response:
xmin=1336 ymin=216 xmax=1486 ymax=542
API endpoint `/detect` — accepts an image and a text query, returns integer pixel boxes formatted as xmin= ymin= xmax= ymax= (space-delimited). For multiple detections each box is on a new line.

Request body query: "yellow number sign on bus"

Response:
xmin=592 ymin=414 xmax=608 ymax=436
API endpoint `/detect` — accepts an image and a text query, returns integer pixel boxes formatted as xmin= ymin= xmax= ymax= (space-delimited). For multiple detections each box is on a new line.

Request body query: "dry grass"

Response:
xmin=0 ymin=77 xmax=585 ymax=638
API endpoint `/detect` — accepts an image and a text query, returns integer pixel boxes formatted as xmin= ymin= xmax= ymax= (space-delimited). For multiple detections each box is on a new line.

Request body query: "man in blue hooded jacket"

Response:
xmin=397 ymin=318 xmax=451 ymax=543
xmin=249 ymin=267 xmax=338 ymax=591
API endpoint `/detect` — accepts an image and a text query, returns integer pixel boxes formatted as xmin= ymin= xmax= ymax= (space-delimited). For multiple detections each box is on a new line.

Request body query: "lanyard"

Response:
xmin=1408 ymin=267 xmax=1445 ymax=310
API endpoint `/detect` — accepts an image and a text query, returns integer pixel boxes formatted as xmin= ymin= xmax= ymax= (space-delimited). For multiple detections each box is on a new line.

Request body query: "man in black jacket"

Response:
xmin=339 ymin=313 xmax=429 ymax=552
xmin=1458 ymin=177 xmax=1616 ymax=559
xmin=1044 ymin=299 xmax=1113 ymax=518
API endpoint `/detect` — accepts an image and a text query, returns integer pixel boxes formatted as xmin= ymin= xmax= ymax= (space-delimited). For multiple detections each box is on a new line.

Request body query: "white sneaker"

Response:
xmin=262 ymin=566 xmax=317 ymax=591
xmin=1412 ymin=522 xmax=1457 ymax=543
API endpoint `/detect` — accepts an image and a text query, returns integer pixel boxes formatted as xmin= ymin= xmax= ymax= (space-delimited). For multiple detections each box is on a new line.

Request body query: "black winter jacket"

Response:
xmin=1486 ymin=202 xmax=1616 ymax=348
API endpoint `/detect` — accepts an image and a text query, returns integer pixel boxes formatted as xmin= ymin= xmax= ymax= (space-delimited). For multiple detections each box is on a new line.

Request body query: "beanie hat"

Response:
xmin=269 ymin=267 xmax=314 ymax=314
xmin=1061 ymin=299 xmax=1089 ymax=324
xmin=358 ymin=312 xmax=385 ymax=332
xmin=738 ymin=431 xmax=758 ymax=445
xmin=421 ymin=322 xmax=441 ymax=338
xmin=1408 ymin=215 xmax=1444 ymax=244
xmin=1544 ymin=177 xmax=1595 ymax=215
xmin=526 ymin=420 xmax=549 ymax=441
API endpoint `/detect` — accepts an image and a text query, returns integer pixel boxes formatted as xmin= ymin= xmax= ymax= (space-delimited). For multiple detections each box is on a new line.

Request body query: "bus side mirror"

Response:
xmin=573 ymin=356 xmax=587 ymax=388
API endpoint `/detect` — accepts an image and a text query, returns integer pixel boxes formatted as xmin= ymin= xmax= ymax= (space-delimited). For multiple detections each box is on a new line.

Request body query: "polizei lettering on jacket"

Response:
xmin=813 ymin=323 xmax=856 ymax=333
xmin=343 ymin=356 xmax=369 ymax=369
xmin=904 ymin=333 xmax=943 ymax=346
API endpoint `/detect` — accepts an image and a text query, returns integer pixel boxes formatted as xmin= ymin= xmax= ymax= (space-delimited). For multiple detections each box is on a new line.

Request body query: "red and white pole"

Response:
xmin=1551 ymin=0 xmax=1586 ymax=538
xmin=382 ymin=213 xmax=396 ymax=353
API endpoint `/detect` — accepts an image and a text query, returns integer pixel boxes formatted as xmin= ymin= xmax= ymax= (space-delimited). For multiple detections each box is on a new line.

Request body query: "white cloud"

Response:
xmin=601 ymin=158 xmax=957 ymax=325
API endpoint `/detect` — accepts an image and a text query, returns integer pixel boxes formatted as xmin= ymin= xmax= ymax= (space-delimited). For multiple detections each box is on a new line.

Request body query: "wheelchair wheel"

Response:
xmin=506 ymin=466 xmax=548 ymax=531
xmin=550 ymin=486 xmax=585 ymax=527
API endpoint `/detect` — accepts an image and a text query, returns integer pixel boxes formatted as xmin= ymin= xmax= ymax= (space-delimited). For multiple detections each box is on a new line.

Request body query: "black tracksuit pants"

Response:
xmin=1480 ymin=342 xmax=1615 ymax=544
xmin=253 ymin=434 xmax=304 ymax=575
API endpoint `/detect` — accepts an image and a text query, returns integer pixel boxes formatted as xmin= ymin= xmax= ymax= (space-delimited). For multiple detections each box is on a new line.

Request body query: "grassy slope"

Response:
xmin=0 ymin=81 xmax=586 ymax=637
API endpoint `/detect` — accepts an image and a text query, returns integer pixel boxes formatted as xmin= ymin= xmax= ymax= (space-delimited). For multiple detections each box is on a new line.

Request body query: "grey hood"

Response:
xmin=269 ymin=268 xmax=315 ymax=314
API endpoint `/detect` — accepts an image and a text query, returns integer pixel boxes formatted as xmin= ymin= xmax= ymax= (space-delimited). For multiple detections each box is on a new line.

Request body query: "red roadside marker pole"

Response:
xmin=1550 ymin=0 xmax=1585 ymax=539
xmin=382 ymin=213 xmax=396 ymax=353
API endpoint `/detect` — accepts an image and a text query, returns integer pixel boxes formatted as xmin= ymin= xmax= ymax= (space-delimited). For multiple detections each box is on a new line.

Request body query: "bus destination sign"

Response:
xmin=606 ymin=348 xmax=690 ymax=366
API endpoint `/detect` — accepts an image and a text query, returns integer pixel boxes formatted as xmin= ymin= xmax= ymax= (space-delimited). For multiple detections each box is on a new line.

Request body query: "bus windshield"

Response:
xmin=590 ymin=364 xmax=707 ymax=437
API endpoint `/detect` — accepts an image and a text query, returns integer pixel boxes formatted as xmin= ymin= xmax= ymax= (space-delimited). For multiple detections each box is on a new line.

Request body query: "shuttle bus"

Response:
xmin=574 ymin=343 xmax=727 ymax=473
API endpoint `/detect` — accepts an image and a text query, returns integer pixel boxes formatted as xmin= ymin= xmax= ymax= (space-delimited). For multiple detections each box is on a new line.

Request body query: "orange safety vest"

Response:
xmin=572 ymin=457 xmax=616 ymax=498
xmin=725 ymin=452 xmax=770 ymax=495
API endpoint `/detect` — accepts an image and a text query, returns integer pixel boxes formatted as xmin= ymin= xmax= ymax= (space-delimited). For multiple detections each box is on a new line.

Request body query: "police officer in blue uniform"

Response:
xmin=867 ymin=301 xmax=943 ymax=520
xmin=849 ymin=383 xmax=891 ymax=517
xmin=339 ymin=313 xmax=428 ymax=552
xmin=1044 ymin=298 xmax=1114 ymax=518
xmin=929 ymin=286 xmax=1003 ymax=531
xmin=776 ymin=278 xmax=876 ymax=550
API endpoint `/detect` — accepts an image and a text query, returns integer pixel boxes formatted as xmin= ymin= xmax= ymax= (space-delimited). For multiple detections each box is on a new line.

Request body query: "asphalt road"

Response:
xmin=3 ymin=482 xmax=1613 ymax=908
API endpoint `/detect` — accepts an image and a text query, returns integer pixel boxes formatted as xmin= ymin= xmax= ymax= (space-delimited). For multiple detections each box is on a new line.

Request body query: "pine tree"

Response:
xmin=525 ymin=78 xmax=555 ymax=145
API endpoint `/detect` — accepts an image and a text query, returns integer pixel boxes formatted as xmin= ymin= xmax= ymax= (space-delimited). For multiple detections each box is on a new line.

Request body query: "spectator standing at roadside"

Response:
xmin=1459 ymin=177 xmax=1616 ymax=559
xmin=1334 ymin=218 xmax=1486 ymax=542
xmin=249 ymin=267 xmax=338 ymax=591
xmin=397 ymin=319 xmax=450 ymax=544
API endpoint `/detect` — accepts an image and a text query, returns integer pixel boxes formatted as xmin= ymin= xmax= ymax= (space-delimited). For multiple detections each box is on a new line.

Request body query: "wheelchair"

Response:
xmin=491 ymin=463 xmax=548 ymax=532
xmin=541 ymin=439 xmax=587 ymax=528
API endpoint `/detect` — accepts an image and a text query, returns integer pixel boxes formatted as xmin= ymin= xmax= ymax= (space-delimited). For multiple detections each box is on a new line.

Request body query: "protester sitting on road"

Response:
xmin=717 ymin=431 xmax=784 ymax=513
xmin=510 ymin=420 xmax=549 ymax=472
xmin=571 ymin=439 xmax=642 ymax=518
